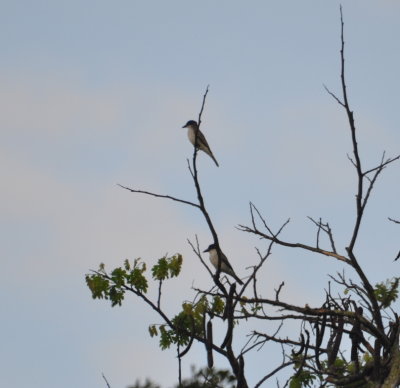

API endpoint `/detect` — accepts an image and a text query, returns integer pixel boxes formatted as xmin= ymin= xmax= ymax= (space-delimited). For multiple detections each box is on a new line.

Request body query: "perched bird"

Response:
xmin=182 ymin=120 xmax=219 ymax=167
xmin=204 ymin=243 xmax=243 ymax=285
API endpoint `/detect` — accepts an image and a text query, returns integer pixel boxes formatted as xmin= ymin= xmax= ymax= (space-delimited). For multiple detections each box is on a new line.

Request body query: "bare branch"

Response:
xmin=157 ymin=280 xmax=162 ymax=309
xmin=361 ymin=157 xmax=386 ymax=212
xmin=177 ymin=345 xmax=182 ymax=386
xmin=238 ymin=224 xmax=351 ymax=264
xmin=197 ymin=85 xmax=210 ymax=127
xmin=102 ymin=373 xmax=111 ymax=388
xmin=323 ymin=84 xmax=345 ymax=107
xmin=187 ymin=236 xmax=214 ymax=279
xmin=275 ymin=281 xmax=285 ymax=302
xmin=363 ymin=154 xmax=400 ymax=177
xmin=308 ymin=217 xmax=338 ymax=253
xmin=325 ymin=222 xmax=337 ymax=254
xmin=254 ymin=361 xmax=296 ymax=388
xmin=117 ymin=184 xmax=200 ymax=208
xmin=253 ymin=331 xmax=326 ymax=353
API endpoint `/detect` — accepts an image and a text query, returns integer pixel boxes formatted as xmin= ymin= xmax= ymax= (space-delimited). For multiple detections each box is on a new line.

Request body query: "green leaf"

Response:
xmin=212 ymin=295 xmax=225 ymax=315
xmin=124 ymin=260 xmax=148 ymax=293
xmin=289 ymin=369 xmax=317 ymax=388
xmin=169 ymin=254 xmax=183 ymax=277
xmin=128 ymin=268 xmax=148 ymax=292
xmin=109 ymin=286 xmax=125 ymax=307
xmin=86 ymin=274 xmax=110 ymax=300
xmin=194 ymin=296 xmax=208 ymax=316
xmin=152 ymin=257 xmax=169 ymax=280
xmin=151 ymin=254 xmax=183 ymax=280
xmin=289 ymin=377 xmax=301 ymax=388
xmin=148 ymin=325 xmax=158 ymax=337
xmin=374 ymin=278 xmax=400 ymax=308
xmin=159 ymin=325 xmax=172 ymax=349
xmin=124 ymin=259 xmax=131 ymax=271
xmin=111 ymin=267 xmax=127 ymax=287
xmin=182 ymin=302 xmax=193 ymax=315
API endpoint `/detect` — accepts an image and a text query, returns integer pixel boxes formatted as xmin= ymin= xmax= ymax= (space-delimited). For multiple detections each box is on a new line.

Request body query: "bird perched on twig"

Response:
xmin=204 ymin=243 xmax=243 ymax=285
xmin=182 ymin=120 xmax=219 ymax=167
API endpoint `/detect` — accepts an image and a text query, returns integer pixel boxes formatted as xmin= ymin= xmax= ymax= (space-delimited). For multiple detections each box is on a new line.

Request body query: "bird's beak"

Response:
xmin=203 ymin=248 xmax=209 ymax=253
xmin=182 ymin=124 xmax=187 ymax=128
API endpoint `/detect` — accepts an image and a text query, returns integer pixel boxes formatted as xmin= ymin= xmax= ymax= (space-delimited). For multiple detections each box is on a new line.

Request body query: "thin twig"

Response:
xmin=198 ymin=85 xmax=210 ymax=127
xmin=238 ymin=224 xmax=351 ymax=264
xmin=275 ymin=281 xmax=285 ymax=302
xmin=102 ymin=373 xmax=111 ymax=388
xmin=187 ymin=237 xmax=214 ymax=279
xmin=323 ymin=84 xmax=345 ymax=107
xmin=363 ymin=154 xmax=400 ymax=176
xmin=117 ymin=184 xmax=200 ymax=208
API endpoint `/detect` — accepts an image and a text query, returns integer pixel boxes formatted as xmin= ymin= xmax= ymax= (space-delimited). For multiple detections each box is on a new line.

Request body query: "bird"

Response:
xmin=182 ymin=120 xmax=219 ymax=167
xmin=203 ymin=243 xmax=243 ymax=285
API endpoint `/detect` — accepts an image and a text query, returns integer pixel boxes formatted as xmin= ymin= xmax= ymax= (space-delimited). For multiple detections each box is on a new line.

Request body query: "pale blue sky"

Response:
xmin=1 ymin=1 xmax=399 ymax=387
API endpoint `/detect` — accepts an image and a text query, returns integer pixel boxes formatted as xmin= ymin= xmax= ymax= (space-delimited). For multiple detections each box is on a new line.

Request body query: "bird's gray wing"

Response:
xmin=196 ymin=129 xmax=219 ymax=166
xmin=221 ymin=252 xmax=234 ymax=271
xmin=197 ymin=130 xmax=212 ymax=151
xmin=222 ymin=253 xmax=243 ymax=285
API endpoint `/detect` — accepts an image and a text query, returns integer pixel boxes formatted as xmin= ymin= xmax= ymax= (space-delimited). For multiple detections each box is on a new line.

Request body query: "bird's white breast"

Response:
xmin=209 ymin=249 xmax=220 ymax=268
xmin=209 ymin=248 xmax=231 ymax=274
xmin=187 ymin=126 xmax=196 ymax=146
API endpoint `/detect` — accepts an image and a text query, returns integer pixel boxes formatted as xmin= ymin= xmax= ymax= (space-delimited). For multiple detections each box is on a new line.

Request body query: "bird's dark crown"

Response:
xmin=204 ymin=243 xmax=217 ymax=253
xmin=182 ymin=120 xmax=198 ymax=128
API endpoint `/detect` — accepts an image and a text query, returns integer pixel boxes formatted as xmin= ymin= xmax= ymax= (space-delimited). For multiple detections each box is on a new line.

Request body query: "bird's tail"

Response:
xmin=200 ymin=143 xmax=219 ymax=167
xmin=233 ymin=273 xmax=243 ymax=285
xmin=211 ymin=153 xmax=219 ymax=167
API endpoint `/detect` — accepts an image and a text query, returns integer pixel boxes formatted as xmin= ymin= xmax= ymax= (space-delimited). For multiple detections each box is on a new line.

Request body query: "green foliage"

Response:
xmin=128 ymin=379 xmax=160 ymax=388
xmin=319 ymin=357 xmax=348 ymax=378
xmin=85 ymin=258 xmax=148 ymax=306
xmin=86 ymin=255 xmax=183 ymax=307
xmin=361 ymin=352 xmax=373 ymax=365
xmin=152 ymin=254 xmax=183 ymax=280
xmin=250 ymin=302 xmax=262 ymax=314
xmin=148 ymin=295 xmax=226 ymax=350
xmin=148 ymin=325 xmax=158 ymax=338
xmin=126 ymin=260 xmax=148 ymax=293
xmin=330 ymin=357 xmax=347 ymax=376
xmin=289 ymin=369 xmax=318 ymax=388
xmin=159 ymin=324 xmax=176 ymax=350
xmin=155 ymin=298 xmax=207 ymax=350
xmin=211 ymin=295 xmax=225 ymax=315
xmin=85 ymin=266 xmax=109 ymax=299
xmin=180 ymin=366 xmax=236 ymax=388
xmin=236 ymin=296 xmax=263 ymax=319
xmin=238 ymin=296 xmax=250 ymax=317
xmin=127 ymin=366 xmax=236 ymax=388
xmin=374 ymin=278 xmax=399 ymax=308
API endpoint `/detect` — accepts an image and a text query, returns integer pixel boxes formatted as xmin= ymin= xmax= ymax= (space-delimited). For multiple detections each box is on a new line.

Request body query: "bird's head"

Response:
xmin=203 ymin=243 xmax=217 ymax=253
xmin=182 ymin=120 xmax=198 ymax=129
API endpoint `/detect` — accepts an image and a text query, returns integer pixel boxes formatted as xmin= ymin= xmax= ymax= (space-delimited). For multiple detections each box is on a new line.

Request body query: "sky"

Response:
xmin=1 ymin=1 xmax=400 ymax=387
